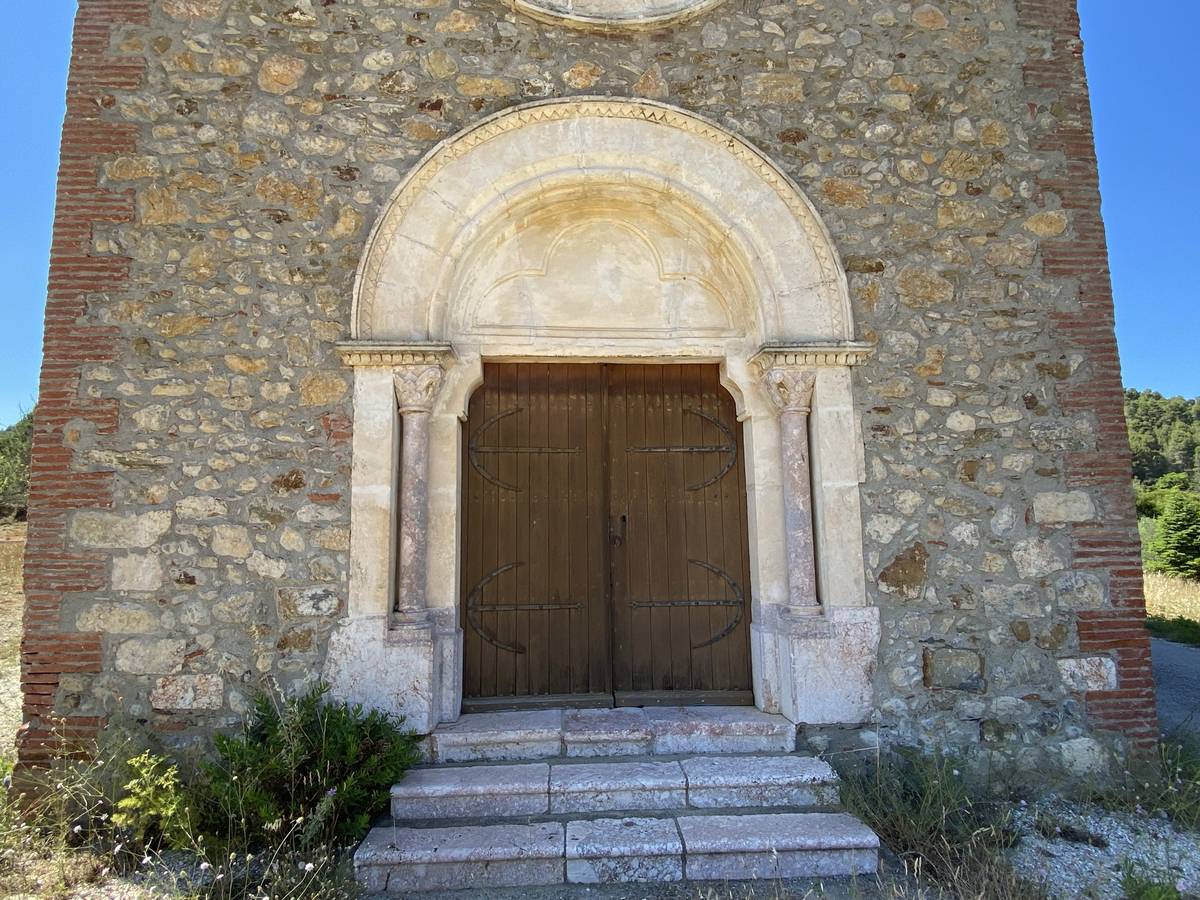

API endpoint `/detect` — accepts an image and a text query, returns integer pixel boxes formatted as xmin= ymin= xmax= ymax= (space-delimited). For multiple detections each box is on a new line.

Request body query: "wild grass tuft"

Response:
xmin=836 ymin=750 xmax=1044 ymax=900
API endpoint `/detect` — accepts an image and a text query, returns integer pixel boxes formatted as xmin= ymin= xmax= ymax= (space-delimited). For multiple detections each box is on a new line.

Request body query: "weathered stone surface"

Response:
xmin=70 ymin=511 xmax=171 ymax=549
xmin=566 ymin=818 xmax=682 ymax=884
xmin=743 ymin=73 xmax=805 ymax=103
xmin=679 ymin=813 xmax=878 ymax=880
xmin=151 ymin=674 xmax=223 ymax=710
xmin=923 ymin=647 xmax=985 ymax=692
xmin=211 ymin=524 xmax=252 ymax=559
xmin=354 ymin=822 xmax=565 ymax=892
xmin=1057 ymin=657 xmax=1117 ymax=692
xmin=115 ymin=638 xmax=186 ymax=675
xmin=564 ymin=708 xmax=652 ymax=757
xmin=878 ymin=543 xmax=929 ymax=599
xmin=77 ymin=602 xmax=160 ymax=634
xmin=682 ymin=755 xmax=839 ymax=808
xmin=1033 ymin=491 xmax=1097 ymax=524
xmin=549 ymin=761 xmax=686 ymax=813
xmin=391 ymin=763 xmax=549 ymax=819
xmin=431 ymin=710 xmax=564 ymax=763
xmin=277 ymin=586 xmax=341 ymax=619
xmin=111 ymin=554 xmax=164 ymax=592
xmin=257 ymin=55 xmax=307 ymax=94
xmin=1012 ymin=538 xmax=1066 ymax=579
xmin=644 ymin=707 xmax=794 ymax=754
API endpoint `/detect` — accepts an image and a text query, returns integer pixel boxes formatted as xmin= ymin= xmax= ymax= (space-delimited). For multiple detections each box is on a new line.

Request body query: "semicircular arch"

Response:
xmin=352 ymin=97 xmax=853 ymax=352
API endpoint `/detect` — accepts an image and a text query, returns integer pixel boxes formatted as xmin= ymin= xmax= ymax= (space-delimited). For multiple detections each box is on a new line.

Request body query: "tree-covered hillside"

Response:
xmin=1126 ymin=389 xmax=1200 ymax=578
xmin=1125 ymin=388 xmax=1200 ymax=484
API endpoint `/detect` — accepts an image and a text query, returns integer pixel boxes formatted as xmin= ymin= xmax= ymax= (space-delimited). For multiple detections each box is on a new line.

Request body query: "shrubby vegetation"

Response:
xmin=1127 ymin=390 xmax=1200 ymax=580
xmin=0 ymin=410 xmax=32 ymax=522
xmin=0 ymin=683 xmax=420 ymax=898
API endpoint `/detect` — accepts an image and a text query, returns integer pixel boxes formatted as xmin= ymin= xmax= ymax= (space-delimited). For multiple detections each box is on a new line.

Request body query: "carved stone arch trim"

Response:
xmin=351 ymin=97 xmax=853 ymax=347
xmin=501 ymin=0 xmax=729 ymax=32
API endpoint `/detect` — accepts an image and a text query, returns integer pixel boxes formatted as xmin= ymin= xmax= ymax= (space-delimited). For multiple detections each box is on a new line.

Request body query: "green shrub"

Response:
xmin=1148 ymin=492 xmax=1200 ymax=579
xmin=196 ymin=683 xmax=420 ymax=850
xmin=0 ymin=411 xmax=32 ymax=522
xmin=113 ymin=750 xmax=195 ymax=850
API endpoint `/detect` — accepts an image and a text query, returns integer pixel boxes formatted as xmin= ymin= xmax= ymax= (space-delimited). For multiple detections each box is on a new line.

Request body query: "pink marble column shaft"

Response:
xmin=763 ymin=367 xmax=820 ymax=612
xmin=394 ymin=365 xmax=445 ymax=617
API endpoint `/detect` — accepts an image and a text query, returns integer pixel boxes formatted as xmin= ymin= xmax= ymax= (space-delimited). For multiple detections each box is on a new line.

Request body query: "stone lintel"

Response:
xmin=338 ymin=341 xmax=457 ymax=368
xmin=750 ymin=342 xmax=875 ymax=372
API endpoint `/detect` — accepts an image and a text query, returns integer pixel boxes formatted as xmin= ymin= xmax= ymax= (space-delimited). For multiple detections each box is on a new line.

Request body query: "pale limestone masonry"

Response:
xmin=32 ymin=0 xmax=1154 ymax=778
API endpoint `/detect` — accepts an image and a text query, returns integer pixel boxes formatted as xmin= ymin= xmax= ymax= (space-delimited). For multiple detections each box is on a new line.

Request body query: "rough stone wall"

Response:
xmin=23 ymin=0 xmax=1155 ymax=771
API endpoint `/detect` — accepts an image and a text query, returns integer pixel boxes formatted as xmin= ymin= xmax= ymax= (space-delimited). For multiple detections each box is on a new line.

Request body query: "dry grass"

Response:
xmin=1145 ymin=571 xmax=1200 ymax=622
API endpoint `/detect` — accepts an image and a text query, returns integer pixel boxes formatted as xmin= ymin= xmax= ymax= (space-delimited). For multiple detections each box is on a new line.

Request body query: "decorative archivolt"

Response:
xmin=501 ymin=0 xmax=728 ymax=31
xmin=352 ymin=97 xmax=853 ymax=346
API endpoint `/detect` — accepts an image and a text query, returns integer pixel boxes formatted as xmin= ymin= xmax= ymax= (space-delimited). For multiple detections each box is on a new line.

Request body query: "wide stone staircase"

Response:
xmin=354 ymin=707 xmax=880 ymax=892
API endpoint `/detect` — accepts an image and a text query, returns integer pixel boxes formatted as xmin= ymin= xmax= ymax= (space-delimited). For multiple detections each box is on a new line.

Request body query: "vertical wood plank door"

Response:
xmin=460 ymin=362 xmax=753 ymax=708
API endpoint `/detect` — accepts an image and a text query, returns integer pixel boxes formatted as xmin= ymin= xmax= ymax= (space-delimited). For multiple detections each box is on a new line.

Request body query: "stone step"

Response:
xmin=355 ymin=811 xmax=879 ymax=892
xmin=425 ymin=706 xmax=797 ymax=763
xmin=391 ymin=754 xmax=840 ymax=821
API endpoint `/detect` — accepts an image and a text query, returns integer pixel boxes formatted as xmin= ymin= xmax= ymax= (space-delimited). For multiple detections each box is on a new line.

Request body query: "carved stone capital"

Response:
xmin=761 ymin=367 xmax=817 ymax=415
xmin=750 ymin=342 xmax=874 ymax=371
xmin=394 ymin=365 xmax=445 ymax=414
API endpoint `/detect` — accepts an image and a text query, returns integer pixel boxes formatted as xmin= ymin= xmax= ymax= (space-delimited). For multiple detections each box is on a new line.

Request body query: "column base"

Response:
xmin=323 ymin=615 xmax=443 ymax=733
xmin=753 ymin=607 xmax=880 ymax=726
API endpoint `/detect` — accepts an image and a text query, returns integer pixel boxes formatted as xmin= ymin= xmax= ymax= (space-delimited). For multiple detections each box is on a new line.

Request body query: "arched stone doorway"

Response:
xmin=324 ymin=98 xmax=879 ymax=731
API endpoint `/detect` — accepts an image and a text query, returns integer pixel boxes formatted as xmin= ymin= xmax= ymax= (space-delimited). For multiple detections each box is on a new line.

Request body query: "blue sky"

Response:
xmin=1 ymin=1 xmax=1197 ymax=428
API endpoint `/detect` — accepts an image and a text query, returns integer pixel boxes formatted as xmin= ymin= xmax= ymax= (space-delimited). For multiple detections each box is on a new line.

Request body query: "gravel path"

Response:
xmin=1009 ymin=798 xmax=1200 ymax=898
xmin=1153 ymin=637 xmax=1200 ymax=738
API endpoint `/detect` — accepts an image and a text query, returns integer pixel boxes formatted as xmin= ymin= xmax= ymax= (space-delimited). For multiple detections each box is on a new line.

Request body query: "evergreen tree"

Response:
xmin=1148 ymin=491 xmax=1200 ymax=579
xmin=0 ymin=411 xmax=33 ymax=521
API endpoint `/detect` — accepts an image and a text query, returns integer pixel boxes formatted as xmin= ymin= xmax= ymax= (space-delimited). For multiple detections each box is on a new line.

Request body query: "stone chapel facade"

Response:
xmin=22 ymin=0 xmax=1157 ymax=775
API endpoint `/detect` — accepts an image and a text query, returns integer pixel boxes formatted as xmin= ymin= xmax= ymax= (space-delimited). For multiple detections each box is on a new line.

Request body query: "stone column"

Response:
xmin=393 ymin=364 xmax=445 ymax=620
xmin=761 ymin=366 xmax=820 ymax=613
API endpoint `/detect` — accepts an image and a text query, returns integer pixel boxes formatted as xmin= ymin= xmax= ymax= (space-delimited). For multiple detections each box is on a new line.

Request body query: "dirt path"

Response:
xmin=0 ymin=523 xmax=25 ymax=758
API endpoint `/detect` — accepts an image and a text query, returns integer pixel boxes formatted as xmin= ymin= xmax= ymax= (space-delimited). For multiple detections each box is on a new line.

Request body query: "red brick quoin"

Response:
xmin=1018 ymin=0 xmax=1158 ymax=753
xmin=18 ymin=0 xmax=151 ymax=768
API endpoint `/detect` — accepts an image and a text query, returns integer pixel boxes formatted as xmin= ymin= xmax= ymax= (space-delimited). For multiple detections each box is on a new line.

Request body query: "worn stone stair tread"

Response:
xmin=391 ymin=762 xmax=550 ymax=818
xmin=681 ymin=754 xmax=841 ymax=807
xmin=424 ymin=706 xmax=799 ymax=763
xmin=355 ymin=821 xmax=566 ymax=892
xmin=678 ymin=812 xmax=879 ymax=881
xmin=356 ymin=811 xmax=880 ymax=890
xmin=565 ymin=817 xmax=684 ymax=883
xmin=550 ymin=759 xmax=686 ymax=812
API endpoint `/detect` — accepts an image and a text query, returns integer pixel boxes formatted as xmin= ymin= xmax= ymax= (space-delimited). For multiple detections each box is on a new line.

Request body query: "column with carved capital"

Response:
xmin=762 ymin=365 xmax=820 ymax=613
xmin=393 ymin=364 xmax=445 ymax=620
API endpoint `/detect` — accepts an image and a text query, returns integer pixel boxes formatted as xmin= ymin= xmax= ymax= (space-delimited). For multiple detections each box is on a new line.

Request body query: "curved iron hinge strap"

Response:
xmin=626 ymin=407 xmax=737 ymax=490
xmin=465 ymin=561 xmax=582 ymax=654
xmin=468 ymin=407 xmax=581 ymax=492
xmin=629 ymin=559 xmax=745 ymax=649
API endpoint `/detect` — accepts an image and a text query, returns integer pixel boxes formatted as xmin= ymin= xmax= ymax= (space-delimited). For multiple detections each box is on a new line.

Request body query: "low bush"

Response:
xmin=196 ymin=683 xmax=422 ymax=850
xmin=0 ymin=411 xmax=32 ymax=522
xmin=0 ymin=683 xmax=420 ymax=898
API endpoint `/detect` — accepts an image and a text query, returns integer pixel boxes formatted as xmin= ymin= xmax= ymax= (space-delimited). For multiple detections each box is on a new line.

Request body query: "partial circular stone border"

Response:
xmin=502 ymin=0 xmax=728 ymax=31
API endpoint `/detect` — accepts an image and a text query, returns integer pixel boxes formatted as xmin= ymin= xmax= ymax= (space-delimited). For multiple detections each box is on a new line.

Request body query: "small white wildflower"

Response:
xmin=200 ymin=861 xmax=211 ymax=872
xmin=305 ymin=862 xmax=315 ymax=873
xmin=73 ymin=824 xmax=82 ymax=834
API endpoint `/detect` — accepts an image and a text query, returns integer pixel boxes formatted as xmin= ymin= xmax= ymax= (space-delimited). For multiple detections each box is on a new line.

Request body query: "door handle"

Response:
xmin=610 ymin=514 xmax=627 ymax=547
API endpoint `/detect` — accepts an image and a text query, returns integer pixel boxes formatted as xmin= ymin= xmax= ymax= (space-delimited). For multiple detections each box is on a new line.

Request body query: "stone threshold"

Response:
xmin=423 ymin=705 xmax=798 ymax=763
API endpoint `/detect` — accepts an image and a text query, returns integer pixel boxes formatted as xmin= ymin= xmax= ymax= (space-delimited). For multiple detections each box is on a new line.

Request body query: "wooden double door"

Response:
xmin=460 ymin=363 xmax=753 ymax=709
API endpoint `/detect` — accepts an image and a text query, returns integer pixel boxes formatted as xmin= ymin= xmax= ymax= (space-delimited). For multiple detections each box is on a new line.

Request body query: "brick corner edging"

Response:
xmin=18 ymin=0 xmax=152 ymax=769
xmin=1017 ymin=0 xmax=1159 ymax=754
